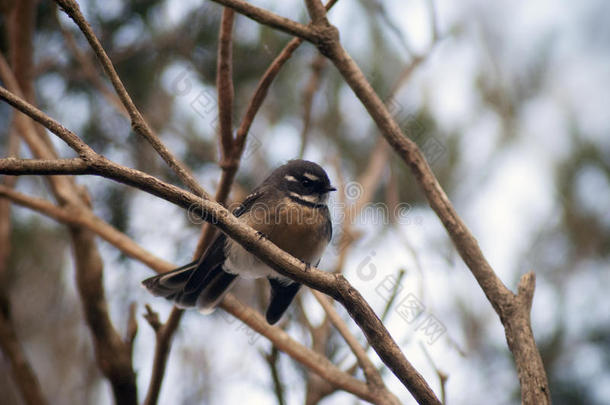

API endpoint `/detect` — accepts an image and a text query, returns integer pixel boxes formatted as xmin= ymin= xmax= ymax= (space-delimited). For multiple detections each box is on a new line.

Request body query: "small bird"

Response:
xmin=142 ymin=159 xmax=336 ymax=324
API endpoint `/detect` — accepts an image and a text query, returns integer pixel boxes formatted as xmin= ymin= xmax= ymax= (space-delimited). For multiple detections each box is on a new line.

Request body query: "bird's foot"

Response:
xmin=256 ymin=231 xmax=267 ymax=240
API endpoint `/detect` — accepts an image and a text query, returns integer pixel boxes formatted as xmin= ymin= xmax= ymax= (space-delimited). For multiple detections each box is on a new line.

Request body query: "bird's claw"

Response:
xmin=256 ymin=231 xmax=267 ymax=240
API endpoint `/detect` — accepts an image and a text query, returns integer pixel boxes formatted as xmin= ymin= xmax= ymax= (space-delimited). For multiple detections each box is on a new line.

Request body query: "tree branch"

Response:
xmin=0 ymin=181 xmax=389 ymax=405
xmin=204 ymin=0 xmax=550 ymax=402
xmin=1 ymin=46 xmax=139 ymax=404
xmin=205 ymin=0 xmax=317 ymax=42
xmin=54 ymin=0 xmax=209 ymax=199
xmin=0 ymin=295 xmax=48 ymax=405
xmin=143 ymin=307 xmax=184 ymax=405
xmin=217 ymin=8 xmax=236 ymax=168
xmin=0 ymin=86 xmax=439 ymax=404
xmin=312 ymin=290 xmax=400 ymax=405
xmin=0 ymin=184 xmax=174 ymax=272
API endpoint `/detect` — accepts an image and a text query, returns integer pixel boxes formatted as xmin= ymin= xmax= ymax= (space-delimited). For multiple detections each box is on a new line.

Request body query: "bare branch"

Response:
xmin=143 ymin=307 xmax=184 ymax=405
xmin=54 ymin=6 xmax=128 ymax=117
xmin=0 ymin=183 xmax=174 ymax=272
xmin=217 ymin=8 xmax=236 ymax=166
xmin=205 ymin=0 xmax=317 ymax=41
xmin=126 ymin=303 xmax=138 ymax=355
xmin=202 ymin=0 xmax=550 ymax=402
xmin=0 ymin=86 xmax=439 ymax=403
xmin=54 ymin=0 xmax=209 ymax=199
xmin=304 ymin=0 xmax=327 ymax=25
xmin=220 ymin=295 xmax=377 ymax=402
xmin=312 ymin=290 xmax=400 ymax=405
xmin=0 ymin=295 xmax=48 ymax=405
xmin=70 ymin=226 xmax=138 ymax=404
xmin=419 ymin=343 xmax=448 ymax=405
xmin=298 ymin=54 xmax=326 ymax=157
xmin=262 ymin=346 xmax=286 ymax=405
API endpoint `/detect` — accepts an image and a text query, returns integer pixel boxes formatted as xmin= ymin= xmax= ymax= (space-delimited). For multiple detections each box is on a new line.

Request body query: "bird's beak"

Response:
xmin=326 ymin=186 xmax=337 ymax=192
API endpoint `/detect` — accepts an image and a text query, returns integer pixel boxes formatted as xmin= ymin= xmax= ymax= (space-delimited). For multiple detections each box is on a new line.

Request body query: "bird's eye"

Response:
xmin=301 ymin=179 xmax=312 ymax=187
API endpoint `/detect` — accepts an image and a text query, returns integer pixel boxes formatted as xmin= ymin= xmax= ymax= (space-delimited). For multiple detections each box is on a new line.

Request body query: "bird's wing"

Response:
xmin=180 ymin=189 xmax=266 ymax=294
xmin=232 ymin=190 xmax=265 ymax=217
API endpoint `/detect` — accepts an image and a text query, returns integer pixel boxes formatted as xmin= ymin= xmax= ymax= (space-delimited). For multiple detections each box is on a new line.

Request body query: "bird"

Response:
xmin=142 ymin=159 xmax=336 ymax=324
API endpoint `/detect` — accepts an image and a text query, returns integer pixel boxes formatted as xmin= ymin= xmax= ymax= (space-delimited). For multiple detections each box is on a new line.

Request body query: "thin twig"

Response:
xmin=419 ymin=342 xmax=448 ymax=405
xmin=298 ymin=54 xmax=326 ymax=157
xmin=53 ymin=6 xmax=127 ymax=117
xmin=54 ymin=0 xmax=209 ymax=199
xmin=312 ymin=290 xmax=400 ymax=404
xmin=143 ymin=307 xmax=184 ymax=405
xmin=263 ymin=346 xmax=286 ymax=405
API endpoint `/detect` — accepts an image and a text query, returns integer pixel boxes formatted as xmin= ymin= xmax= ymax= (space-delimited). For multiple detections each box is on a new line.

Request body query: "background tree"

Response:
xmin=0 ymin=0 xmax=608 ymax=404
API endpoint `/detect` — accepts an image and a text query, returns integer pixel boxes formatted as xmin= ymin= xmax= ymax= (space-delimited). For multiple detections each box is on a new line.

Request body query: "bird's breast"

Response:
xmin=223 ymin=197 xmax=331 ymax=280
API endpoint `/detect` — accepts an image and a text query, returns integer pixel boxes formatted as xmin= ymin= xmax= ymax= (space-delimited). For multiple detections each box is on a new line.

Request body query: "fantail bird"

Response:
xmin=142 ymin=159 xmax=335 ymax=324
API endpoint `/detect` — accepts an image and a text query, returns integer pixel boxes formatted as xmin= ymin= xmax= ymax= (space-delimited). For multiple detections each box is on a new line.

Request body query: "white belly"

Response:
xmin=223 ymin=239 xmax=291 ymax=281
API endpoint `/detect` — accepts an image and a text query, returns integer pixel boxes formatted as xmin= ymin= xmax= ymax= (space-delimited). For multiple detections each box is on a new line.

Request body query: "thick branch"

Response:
xmin=206 ymin=0 xmax=317 ymax=41
xmin=0 ymin=296 xmax=48 ymax=405
xmin=204 ymin=0 xmax=550 ymax=402
xmin=0 ymin=87 xmax=439 ymax=403
xmin=0 ymin=179 xmax=385 ymax=404
xmin=70 ymin=227 xmax=138 ymax=404
xmin=312 ymin=291 xmax=400 ymax=405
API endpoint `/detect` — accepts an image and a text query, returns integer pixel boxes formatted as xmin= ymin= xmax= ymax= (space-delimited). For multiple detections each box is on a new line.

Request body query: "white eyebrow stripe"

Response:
xmin=303 ymin=172 xmax=320 ymax=181
xmin=289 ymin=192 xmax=320 ymax=204
xmin=284 ymin=175 xmax=298 ymax=182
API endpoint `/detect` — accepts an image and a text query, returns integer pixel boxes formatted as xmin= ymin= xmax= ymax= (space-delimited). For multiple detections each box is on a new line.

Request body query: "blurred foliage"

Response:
xmin=1 ymin=0 xmax=609 ymax=404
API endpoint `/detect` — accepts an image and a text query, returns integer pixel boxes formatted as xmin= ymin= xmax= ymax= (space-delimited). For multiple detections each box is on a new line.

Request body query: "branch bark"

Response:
xmin=312 ymin=291 xmax=400 ymax=405
xmin=54 ymin=0 xmax=209 ymax=199
xmin=0 ymin=85 xmax=440 ymax=404
xmin=202 ymin=0 xmax=551 ymax=403
xmin=0 ymin=181 xmax=390 ymax=405
xmin=1 ymin=30 xmax=139 ymax=403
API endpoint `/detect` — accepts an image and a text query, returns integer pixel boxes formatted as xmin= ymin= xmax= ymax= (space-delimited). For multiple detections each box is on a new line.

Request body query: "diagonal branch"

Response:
xmin=0 ymin=295 xmax=48 ymax=405
xmin=206 ymin=0 xmax=316 ymax=41
xmin=312 ymin=290 xmax=400 ymax=404
xmin=0 ymin=182 xmax=385 ymax=404
xmin=1 ymin=46 xmax=138 ymax=404
xmin=54 ymin=0 xmax=209 ymax=199
xmin=0 ymin=86 xmax=440 ymax=404
xmin=210 ymin=0 xmax=549 ymax=402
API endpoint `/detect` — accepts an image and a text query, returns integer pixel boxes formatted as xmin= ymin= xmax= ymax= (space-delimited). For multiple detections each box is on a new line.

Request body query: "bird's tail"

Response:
xmin=142 ymin=261 xmax=237 ymax=313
